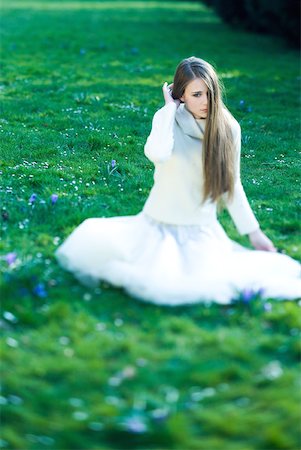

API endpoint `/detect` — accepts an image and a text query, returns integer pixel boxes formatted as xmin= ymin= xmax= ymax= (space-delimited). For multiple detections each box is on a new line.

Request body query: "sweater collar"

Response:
xmin=175 ymin=103 xmax=206 ymax=139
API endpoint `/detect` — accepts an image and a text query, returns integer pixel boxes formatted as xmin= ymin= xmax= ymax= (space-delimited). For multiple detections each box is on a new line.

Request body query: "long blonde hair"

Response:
xmin=172 ymin=56 xmax=236 ymax=205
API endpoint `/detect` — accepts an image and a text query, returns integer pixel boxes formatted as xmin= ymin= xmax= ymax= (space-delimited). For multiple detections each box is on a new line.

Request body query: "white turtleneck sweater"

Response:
xmin=142 ymin=102 xmax=260 ymax=235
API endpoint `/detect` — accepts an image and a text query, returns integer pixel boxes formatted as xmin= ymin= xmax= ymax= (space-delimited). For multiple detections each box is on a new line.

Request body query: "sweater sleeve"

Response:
xmin=144 ymin=102 xmax=177 ymax=164
xmin=222 ymin=120 xmax=260 ymax=236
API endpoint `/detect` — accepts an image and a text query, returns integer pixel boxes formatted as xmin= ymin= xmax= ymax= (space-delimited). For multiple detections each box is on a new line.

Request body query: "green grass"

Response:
xmin=0 ymin=1 xmax=300 ymax=449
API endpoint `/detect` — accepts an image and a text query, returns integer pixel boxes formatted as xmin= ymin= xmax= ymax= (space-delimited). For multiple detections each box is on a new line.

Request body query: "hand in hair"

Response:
xmin=162 ymin=82 xmax=180 ymax=108
xmin=248 ymin=228 xmax=277 ymax=252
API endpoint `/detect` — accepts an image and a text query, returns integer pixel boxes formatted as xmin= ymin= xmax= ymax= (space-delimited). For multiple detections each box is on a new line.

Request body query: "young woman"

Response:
xmin=55 ymin=56 xmax=301 ymax=305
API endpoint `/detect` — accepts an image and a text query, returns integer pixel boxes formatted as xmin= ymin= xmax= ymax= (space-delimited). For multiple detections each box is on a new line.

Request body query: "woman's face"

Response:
xmin=180 ymin=78 xmax=208 ymax=119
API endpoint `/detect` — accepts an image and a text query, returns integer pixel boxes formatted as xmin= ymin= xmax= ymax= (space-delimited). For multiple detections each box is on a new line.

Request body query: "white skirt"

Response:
xmin=55 ymin=212 xmax=301 ymax=305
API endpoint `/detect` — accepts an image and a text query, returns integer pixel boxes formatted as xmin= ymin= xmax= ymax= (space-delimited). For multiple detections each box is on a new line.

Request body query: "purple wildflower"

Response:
xmin=239 ymin=100 xmax=245 ymax=106
xmin=111 ymin=159 xmax=116 ymax=168
xmin=123 ymin=416 xmax=147 ymax=433
xmin=241 ymin=288 xmax=254 ymax=303
xmin=29 ymin=193 xmax=37 ymax=204
xmin=5 ymin=252 xmax=17 ymax=266
xmin=264 ymin=302 xmax=272 ymax=312
xmin=51 ymin=194 xmax=58 ymax=205
xmin=257 ymin=287 xmax=265 ymax=298
xmin=151 ymin=408 xmax=169 ymax=422
xmin=33 ymin=283 xmax=48 ymax=298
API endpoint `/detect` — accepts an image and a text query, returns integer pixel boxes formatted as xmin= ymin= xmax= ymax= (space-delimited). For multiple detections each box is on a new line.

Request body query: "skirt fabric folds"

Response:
xmin=55 ymin=212 xmax=301 ymax=305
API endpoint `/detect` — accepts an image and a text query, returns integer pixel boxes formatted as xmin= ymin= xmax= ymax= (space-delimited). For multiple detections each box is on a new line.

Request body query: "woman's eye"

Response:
xmin=193 ymin=93 xmax=201 ymax=97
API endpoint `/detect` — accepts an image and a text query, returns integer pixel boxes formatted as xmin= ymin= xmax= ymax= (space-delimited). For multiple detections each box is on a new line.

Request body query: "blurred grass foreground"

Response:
xmin=0 ymin=0 xmax=301 ymax=449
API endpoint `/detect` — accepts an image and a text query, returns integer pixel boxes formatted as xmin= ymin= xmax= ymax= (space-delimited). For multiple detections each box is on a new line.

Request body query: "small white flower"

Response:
xmin=6 ymin=337 xmax=18 ymax=348
xmin=261 ymin=360 xmax=283 ymax=380
xmin=72 ymin=411 xmax=88 ymax=421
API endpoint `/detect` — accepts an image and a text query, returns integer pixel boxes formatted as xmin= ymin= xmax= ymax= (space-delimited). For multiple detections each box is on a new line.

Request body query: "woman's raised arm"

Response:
xmin=144 ymin=83 xmax=180 ymax=164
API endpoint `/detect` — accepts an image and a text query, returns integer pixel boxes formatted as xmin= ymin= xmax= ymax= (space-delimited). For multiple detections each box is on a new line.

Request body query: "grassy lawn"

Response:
xmin=0 ymin=1 xmax=300 ymax=449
